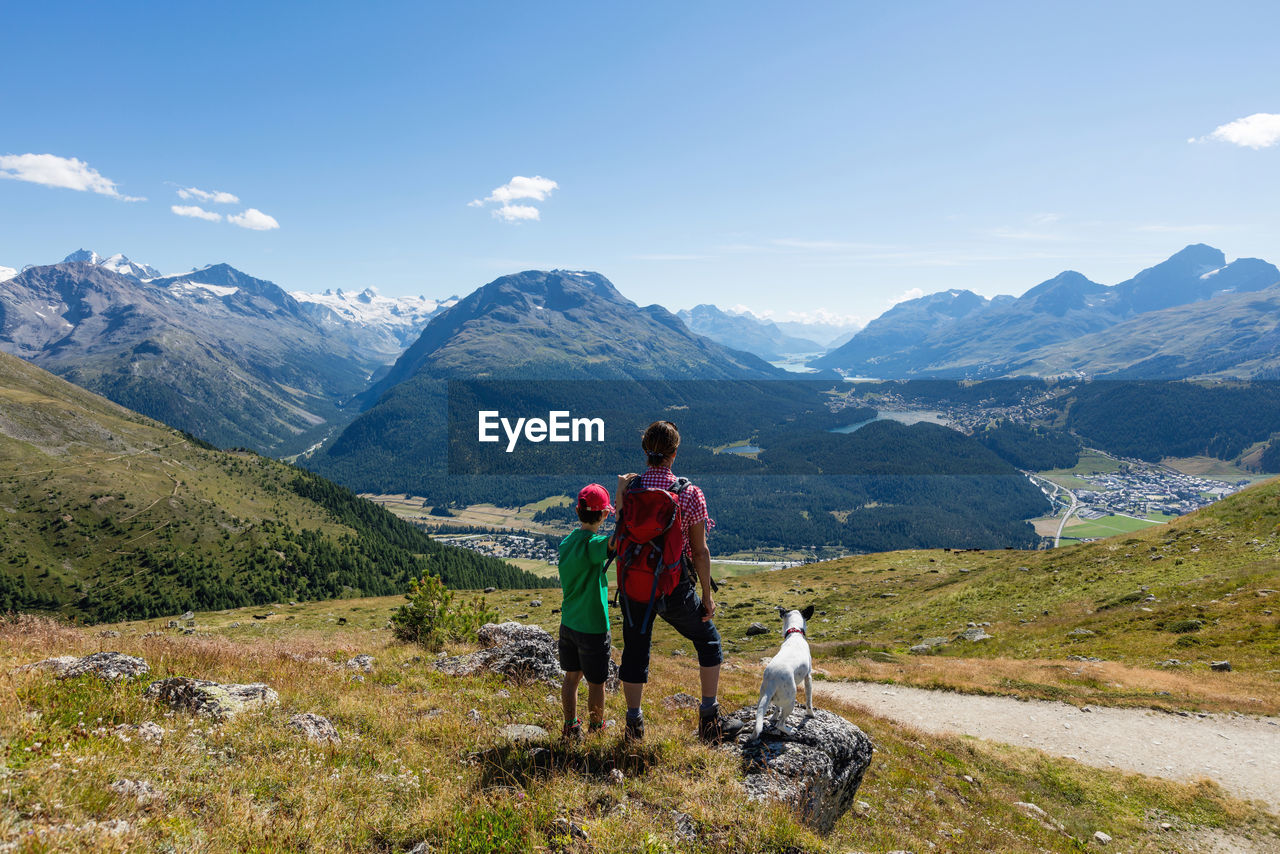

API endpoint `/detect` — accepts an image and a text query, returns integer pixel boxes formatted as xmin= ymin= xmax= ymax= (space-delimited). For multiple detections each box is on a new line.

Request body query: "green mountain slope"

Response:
xmin=0 ymin=351 xmax=550 ymax=623
xmin=712 ymin=473 xmax=1280 ymax=679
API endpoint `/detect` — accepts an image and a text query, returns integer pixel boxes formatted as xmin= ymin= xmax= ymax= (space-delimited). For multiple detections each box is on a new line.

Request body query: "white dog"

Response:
xmin=753 ymin=605 xmax=816 ymax=739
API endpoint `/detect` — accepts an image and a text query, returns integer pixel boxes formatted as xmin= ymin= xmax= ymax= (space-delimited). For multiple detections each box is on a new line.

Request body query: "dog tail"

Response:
xmin=753 ymin=689 xmax=771 ymax=739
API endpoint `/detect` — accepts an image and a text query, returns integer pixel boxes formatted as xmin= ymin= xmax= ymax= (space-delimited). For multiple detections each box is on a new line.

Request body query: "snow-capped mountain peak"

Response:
xmin=0 ymin=265 xmax=17 ymax=283
xmin=63 ymin=249 xmax=162 ymax=281
xmin=290 ymin=287 xmax=459 ymax=361
xmin=63 ymin=249 xmax=102 ymax=265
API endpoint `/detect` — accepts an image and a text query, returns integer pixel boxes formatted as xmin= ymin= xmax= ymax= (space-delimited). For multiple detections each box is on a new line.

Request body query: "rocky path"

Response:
xmin=817 ymin=681 xmax=1280 ymax=812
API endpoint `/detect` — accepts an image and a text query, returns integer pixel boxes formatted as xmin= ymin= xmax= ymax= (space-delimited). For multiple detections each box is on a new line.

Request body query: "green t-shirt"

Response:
xmin=558 ymin=527 xmax=611 ymax=634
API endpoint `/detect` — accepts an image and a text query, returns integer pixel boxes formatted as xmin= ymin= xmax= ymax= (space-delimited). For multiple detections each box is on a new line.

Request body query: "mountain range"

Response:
xmin=0 ymin=252 xmax=456 ymax=455
xmin=0 ymin=257 xmax=374 ymax=454
xmin=290 ymin=287 xmax=456 ymax=366
xmin=309 ymin=269 xmax=794 ymax=494
xmin=813 ymin=244 xmax=1280 ymax=378
xmin=676 ymin=304 xmax=824 ymax=360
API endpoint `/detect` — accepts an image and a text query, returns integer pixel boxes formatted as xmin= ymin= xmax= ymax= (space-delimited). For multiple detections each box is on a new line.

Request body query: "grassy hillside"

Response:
xmin=703 ymin=474 xmax=1280 ymax=714
xmin=0 ymin=352 xmax=549 ymax=623
xmin=4 ymin=612 xmax=1275 ymax=853
xmin=5 ymin=477 xmax=1280 ymax=850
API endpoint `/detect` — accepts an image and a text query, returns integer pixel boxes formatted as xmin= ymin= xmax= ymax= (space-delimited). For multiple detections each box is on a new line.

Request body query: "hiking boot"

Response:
xmin=562 ymin=718 xmax=582 ymax=741
xmin=624 ymin=715 xmax=645 ymax=742
xmin=698 ymin=705 xmax=745 ymax=744
xmin=588 ymin=719 xmax=607 ymax=734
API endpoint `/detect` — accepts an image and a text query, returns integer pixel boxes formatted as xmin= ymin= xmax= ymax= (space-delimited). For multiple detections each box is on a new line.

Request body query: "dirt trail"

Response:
xmin=817 ymin=681 xmax=1280 ymax=812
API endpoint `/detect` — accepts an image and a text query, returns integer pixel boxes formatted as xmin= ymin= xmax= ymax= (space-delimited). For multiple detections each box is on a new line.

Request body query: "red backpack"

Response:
xmin=609 ymin=476 xmax=692 ymax=632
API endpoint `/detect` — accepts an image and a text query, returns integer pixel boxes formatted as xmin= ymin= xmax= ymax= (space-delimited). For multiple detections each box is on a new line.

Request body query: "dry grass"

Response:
xmin=814 ymin=654 xmax=1280 ymax=716
xmin=2 ymin=611 xmax=1278 ymax=853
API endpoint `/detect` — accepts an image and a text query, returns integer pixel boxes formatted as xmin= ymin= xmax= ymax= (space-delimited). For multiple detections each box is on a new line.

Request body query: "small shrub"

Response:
xmin=391 ymin=573 xmax=498 ymax=651
xmin=1098 ymin=590 xmax=1145 ymax=610
xmin=1167 ymin=618 xmax=1204 ymax=634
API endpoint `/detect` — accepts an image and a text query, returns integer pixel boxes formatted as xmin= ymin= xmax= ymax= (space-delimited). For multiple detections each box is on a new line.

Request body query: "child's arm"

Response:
xmin=610 ymin=473 xmax=635 ymax=553
xmin=615 ymin=472 xmax=636 ymax=514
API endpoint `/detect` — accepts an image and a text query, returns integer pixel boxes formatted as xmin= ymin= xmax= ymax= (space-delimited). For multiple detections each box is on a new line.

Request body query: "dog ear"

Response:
xmin=801 ymin=605 xmax=815 ymax=620
xmin=777 ymin=606 xmax=787 ymax=619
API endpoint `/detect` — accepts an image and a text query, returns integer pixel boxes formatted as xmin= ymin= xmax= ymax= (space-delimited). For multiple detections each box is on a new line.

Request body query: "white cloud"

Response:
xmin=742 ymin=305 xmax=867 ymax=327
xmin=228 ymin=208 xmax=280 ymax=230
xmin=482 ymin=175 xmax=558 ymax=204
xmin=172 ymin=204 xmax=223 ymax=222
xmin=493 ymin=203 xmax=540 ymax=222
xmin=177 ymin=186 xmax=239 ymax=204
xmin=1194 ymin=113 xmax=1280 ymax=149
xmin=0 ymin=153 xmax=144 ymax=201
xmin=889 ymin=287 xmax=925 ymax=306
xmin=470 ymin=175 xmax=557 ymax=222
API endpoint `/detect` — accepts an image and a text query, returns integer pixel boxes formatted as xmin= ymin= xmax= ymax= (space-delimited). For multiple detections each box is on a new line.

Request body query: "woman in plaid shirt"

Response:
xmin=615 ymin=420 xmax=744 ymax=744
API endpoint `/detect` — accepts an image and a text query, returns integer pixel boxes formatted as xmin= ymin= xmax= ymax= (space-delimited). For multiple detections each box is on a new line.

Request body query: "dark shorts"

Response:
xmin=619 ymin=580 xmax=722 ymax=683
xmin=558 ymin=624 xmax=611 ymax=685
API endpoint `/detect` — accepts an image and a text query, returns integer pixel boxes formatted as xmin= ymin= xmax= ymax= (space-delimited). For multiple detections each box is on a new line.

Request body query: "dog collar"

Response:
xmin=785 ymin=627 xmax=806 ymax=637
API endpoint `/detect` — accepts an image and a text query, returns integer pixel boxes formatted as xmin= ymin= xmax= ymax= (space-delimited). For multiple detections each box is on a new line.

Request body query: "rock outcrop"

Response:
xmin=144 ymin=677 xmax=279 ymax=720
xmin=909 ymin=636 xmax=948 ymax=655
xmin=20 ymin=652 xmax=150 ymax=681
xmin=346 ymin=654 xmax=375 ymax=672
xmin=287 ymin=713 xmax=341 ymax=744
xmin=436 ymin=622 xmax=563 ymax=685
xmin=725 ymin=706 xmax=873 ymax=833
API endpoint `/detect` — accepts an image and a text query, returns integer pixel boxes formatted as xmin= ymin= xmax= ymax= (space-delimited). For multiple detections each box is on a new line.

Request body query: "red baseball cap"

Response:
xmin=577 ymin=483 xmax=614 ymax=514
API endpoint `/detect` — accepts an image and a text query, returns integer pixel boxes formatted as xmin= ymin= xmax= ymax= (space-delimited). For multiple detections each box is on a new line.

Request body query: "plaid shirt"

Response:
xmin=637 ymin=466 xmax=713 ymax=556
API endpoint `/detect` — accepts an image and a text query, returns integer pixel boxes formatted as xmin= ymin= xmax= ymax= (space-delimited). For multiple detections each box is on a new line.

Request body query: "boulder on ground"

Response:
xmin=909 ymin=637 xmax=948 ymax=655
xmin=498 ymin=723 xmax=548 ymax=743
xmin=746 ymin=622 xmax=770 ymax=636
xmin=346 ymin=654 xmax=375 ymax=672
xmin=436 ymin=622 xmax=563 ymax=685
xmin=287 ymin=712 xmax=341 ymax=744
xmin=1210 ymin=660 xmax=1232 ymax=672
xmin=954 ymin=627 xmax=991 ymax=642
xmin=144 ymin=677 xmax=279 ymax=720
xmin=21 ymin=652 xmax=149 ymax=681
xmin=724 ymin=706 xmax=873 ymax=833
xmin=477 ymin=621 xmax=547 ymax=648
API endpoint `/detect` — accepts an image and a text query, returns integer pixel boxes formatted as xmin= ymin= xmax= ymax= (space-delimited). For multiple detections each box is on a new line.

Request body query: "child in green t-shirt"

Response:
xmin=556 ymin=483 xmax=615 ymax=739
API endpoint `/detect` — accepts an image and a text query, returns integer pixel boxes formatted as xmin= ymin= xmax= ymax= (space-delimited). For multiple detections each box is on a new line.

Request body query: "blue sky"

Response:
xmin=2 ymin=1 xmax=1278 ymax=325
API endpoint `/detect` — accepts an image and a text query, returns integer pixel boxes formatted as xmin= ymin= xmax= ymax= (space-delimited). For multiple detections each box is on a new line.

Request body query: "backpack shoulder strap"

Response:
xmin=670 ymin=477 xmax=692 ymax=495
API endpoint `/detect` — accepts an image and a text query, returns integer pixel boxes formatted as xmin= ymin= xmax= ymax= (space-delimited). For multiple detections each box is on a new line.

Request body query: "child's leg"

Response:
xmin=577 ymin=631 xmax=612 ymax=729
xmin=561 ymin=670 xmax=583 ymax=723
xmin=586 ymin=680 xmax=606 ymax=727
